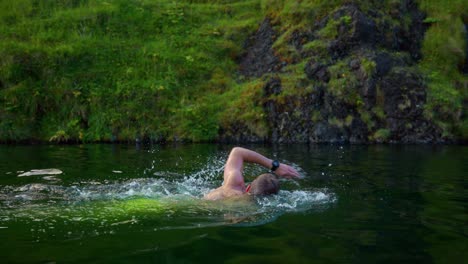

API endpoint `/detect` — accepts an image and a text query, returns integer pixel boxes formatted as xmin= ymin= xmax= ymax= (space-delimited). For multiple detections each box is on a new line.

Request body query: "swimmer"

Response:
xmin=204 ymin=147 xmax=300 ymax=200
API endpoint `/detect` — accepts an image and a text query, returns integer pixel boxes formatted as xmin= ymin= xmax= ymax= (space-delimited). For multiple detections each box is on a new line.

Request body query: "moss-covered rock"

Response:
xmin=226 ymin=0 xmax=455 ymax=143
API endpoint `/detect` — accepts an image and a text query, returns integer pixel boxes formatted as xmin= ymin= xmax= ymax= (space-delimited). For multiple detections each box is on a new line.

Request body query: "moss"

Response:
xmin=372 ymin=106 xmax=385 ymax=120
xmin=277 ymin=61 xmax=309 ymax=95
xmin=318 ymin=15 xmax=352 ymax=40
xmin=398 ymin=95 xmax=412 ymax=111
xmin=311 ymin=111 xmax=322 ymax=122
xmin=418 ymin=0 xmax=467 ymax=140
xmin=458 ymin=119 xmax=468 ymax=140
xmin=327 ymin=59 xmax=361 ymax=106
xmin=345 ymin=115 xmax=353 ymax=126
xmin=328 ymin=117 xmax=344 ymax=128
xmin=328 ymin=115 xmax=354 ymax=128
xmin=318 ymin=18 xmax=340 ymax=39
xmin=360 ymin=58 xmax=377 ymax=78
xmin=359 ymin=110 xmax=375 ymax=130
xmin=303 ymin=40 xmax=328 ymax=57
xmin=49 ymin=130 xmax=70 ymax=143
xmin=372 ymin=128 xmax=391 ymax=142
xmin=272 ymin=25 xmax=304 ymax=61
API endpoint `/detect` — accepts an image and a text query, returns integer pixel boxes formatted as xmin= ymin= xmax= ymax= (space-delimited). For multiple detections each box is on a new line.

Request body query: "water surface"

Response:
xmin=0 ymin=144 xmax=466 ymax=263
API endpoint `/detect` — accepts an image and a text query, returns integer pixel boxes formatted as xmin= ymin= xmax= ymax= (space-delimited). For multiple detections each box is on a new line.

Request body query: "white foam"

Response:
xmin=256 ymin=190 xmax=336 ymax=212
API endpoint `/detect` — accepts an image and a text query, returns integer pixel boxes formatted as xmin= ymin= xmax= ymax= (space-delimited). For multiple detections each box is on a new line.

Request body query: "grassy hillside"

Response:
xmin=0 ymin=0 xmax=466 ymax=143
xmin=0 ymin=0 xmax=264 ymax=142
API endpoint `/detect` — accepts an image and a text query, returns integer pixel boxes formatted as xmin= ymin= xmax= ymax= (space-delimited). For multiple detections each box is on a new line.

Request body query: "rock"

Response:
xmin=217 ymin=123 xmax=265 ymax=143
xmin=324 ymin=4 xmax=378 ymax=59
xmin=263 ymin=77 xmax=282 ymax=96
xmin=380 ymin=67 xmax=441 ymax=142
xmin=18 ymin=169 xmax=63 ymax=177
xmin=293 ymin=30 xmax=314 ymax=51
xmin=305 ymin=60 xmax=330 ymax=82
xmin=239 ymin=18 xmax=283 ymax=77
xmin=349 ymin=117 xmax=368 ymax=143
xmin=374 ymin=52 xmax=394 ymax=76
xmin=381 ymin=67 xmax=425 ymax=119
xmin=263 ymin=78 xmax=282 ymax=142
xmin=233 ymin=1 xmax=443 ymax=143
xmin=325 ymin=95 xmax=351 ymax=119
xmin=349 ymin=59 xmax=360 ymax=70
xmin=310 ymin=122 xmax=344 ymax=143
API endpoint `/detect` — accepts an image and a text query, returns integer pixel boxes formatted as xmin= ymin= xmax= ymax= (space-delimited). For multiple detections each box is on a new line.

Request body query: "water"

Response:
xmin=0 ymin=144 xmax=466 ymax=263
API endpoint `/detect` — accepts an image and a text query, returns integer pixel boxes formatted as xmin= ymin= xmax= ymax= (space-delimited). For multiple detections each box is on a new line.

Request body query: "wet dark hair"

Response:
xmin=249 ymin=173 xmax=279 ymax=196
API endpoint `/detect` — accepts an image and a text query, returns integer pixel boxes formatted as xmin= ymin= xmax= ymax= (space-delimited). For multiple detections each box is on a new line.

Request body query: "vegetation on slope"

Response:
xmin=0 ymin=0 xmax=264 ymax=142
xmin=229 ymin=0 xmax=467 ymax=142
xmin=418 ymin=0 xmax=467 ymax=139
xmin=0 ymin=0 xmax=466 ymax=143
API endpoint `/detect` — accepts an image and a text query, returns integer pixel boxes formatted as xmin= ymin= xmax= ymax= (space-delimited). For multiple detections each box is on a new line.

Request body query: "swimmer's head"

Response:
xmin=248 ymin=173 xmax=279 ymax=196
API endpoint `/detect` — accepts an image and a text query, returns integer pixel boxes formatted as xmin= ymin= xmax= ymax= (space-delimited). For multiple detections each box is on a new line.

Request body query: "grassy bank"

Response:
xmin=0 ymin=0 xmax=264 ymax=142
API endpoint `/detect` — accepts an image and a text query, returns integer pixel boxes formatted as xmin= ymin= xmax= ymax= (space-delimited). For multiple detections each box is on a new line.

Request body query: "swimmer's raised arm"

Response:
xmin=223 ymin=147 xmax=300 ymax=191
xmin=204 ymin=147 xmax=300 ymax=200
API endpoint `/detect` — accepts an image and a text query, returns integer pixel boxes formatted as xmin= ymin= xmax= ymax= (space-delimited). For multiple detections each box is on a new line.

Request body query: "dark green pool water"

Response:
xmin=0 ymin=144 xmax=466 ymax=263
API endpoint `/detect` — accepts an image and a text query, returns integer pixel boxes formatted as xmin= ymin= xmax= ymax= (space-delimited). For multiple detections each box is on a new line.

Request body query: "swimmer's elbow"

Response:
xmin=231 ymin=147 xmax=244 ymax=154
xmin=231 ymin=147 xmax=249 ymax=157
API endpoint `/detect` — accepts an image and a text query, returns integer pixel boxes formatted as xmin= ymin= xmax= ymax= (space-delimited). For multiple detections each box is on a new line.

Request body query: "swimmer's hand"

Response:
xmin=275 ymin=163 xmax=301 ymax=179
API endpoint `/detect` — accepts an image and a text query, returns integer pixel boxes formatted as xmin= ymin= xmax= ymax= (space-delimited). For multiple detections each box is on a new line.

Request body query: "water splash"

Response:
xmin=0 ymin=156 xmax=336 ymax=237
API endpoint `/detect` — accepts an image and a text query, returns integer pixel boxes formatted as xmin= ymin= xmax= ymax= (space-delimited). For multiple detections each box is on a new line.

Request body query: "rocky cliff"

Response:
xmin=219 ymin=1 xmax=456 ymax=143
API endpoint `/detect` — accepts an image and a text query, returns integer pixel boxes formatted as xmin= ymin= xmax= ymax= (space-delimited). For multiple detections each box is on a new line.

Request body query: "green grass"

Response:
xmin=219 ymin=78 xmax=268 ymax=138
xmin=0 ymin=0 xmax=264 ymax=142
xmin=417 ymin=0 xmax=467 ymax=140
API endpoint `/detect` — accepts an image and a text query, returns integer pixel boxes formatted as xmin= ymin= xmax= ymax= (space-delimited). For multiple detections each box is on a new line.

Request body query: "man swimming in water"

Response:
xmin=204 ymin=147 xmax=301 ymax=200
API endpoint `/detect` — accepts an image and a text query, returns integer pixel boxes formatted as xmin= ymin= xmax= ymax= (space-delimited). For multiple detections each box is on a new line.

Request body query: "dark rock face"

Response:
xmin=380 ymin=68 xmax=441 ymax=142
xmin=305 ymin=60 xmax=330 ymax=82
xmin=324 ymin=5 xmax=378 ymax=59
xmin=222 ymin=1 xmax=444 ymax=143
xmin=239 ymin=19 xmax=282 ymax=77
xmin=389 ymin=0 xmax=427 ymax=60
xmin=263 ymin=78 xmax=282 ymax=142
xmin=217 ymin=124 xmax=266 ymax=143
